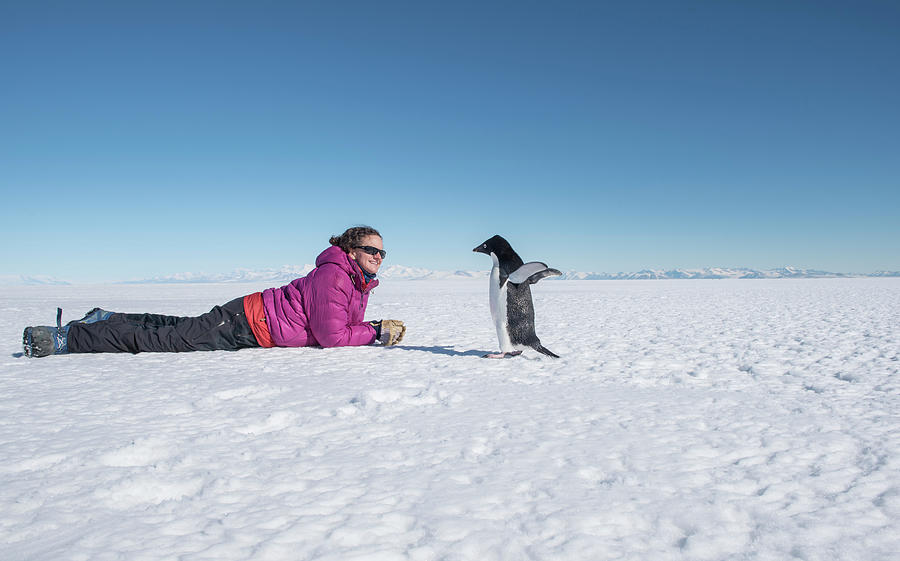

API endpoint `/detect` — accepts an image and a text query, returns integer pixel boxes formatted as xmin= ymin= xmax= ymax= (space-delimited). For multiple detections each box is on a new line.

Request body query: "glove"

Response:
xmin=370 ymin=319 xmax=406 ymax=346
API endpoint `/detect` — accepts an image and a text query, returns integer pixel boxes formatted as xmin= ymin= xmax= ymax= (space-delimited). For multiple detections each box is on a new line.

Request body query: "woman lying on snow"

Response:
xmin=22 ymin=226 xmax=406 ymax=357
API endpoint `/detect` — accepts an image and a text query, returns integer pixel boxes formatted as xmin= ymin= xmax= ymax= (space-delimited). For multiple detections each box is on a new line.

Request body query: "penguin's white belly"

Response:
xmin=489 ymin=261 xmax=515 ymax=352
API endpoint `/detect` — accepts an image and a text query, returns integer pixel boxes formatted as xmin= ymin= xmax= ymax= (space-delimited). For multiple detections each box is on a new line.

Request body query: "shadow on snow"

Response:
xmin=392 ymin=345 xmax=491 ymax=357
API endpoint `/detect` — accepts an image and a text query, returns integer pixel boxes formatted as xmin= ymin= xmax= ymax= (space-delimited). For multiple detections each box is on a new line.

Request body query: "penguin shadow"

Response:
xmin=393 ymin=345 xmax=491 ymax=357
xmin=11 ymin=352 xmax=25 ymax=358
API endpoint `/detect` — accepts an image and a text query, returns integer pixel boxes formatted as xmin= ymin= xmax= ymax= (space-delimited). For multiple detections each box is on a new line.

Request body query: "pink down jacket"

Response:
xmin=261 ymin=246 xmax=378 ymax=348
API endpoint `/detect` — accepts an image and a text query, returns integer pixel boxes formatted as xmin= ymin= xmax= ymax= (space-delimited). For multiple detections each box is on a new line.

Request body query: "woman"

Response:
xmin=22 ymin=226 xmax=406 ymax=357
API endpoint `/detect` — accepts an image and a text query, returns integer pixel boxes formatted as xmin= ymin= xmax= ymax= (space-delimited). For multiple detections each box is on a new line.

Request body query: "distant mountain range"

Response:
xmin=121 ymin=264 xmax=487 ymax=284
xmin=3 ymin=267 xmax=898 ymax=286
xmin=0 ymin=275 xmax=74 ymax=286
xmin=554 ymin=267 xmax=900 ymax=280
xmin=116 ymin=265 xmax=900 ymax=283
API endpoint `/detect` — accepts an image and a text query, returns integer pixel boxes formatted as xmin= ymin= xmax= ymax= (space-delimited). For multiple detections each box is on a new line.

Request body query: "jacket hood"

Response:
xmin=316 ymin=245 xmax=354 ymax=270
xmin=315 ymin=245 xmax=378 ymax=292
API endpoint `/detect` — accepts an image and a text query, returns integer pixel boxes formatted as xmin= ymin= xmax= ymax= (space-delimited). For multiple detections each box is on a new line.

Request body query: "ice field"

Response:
xmin=2 ymin=278 xmax=899 ymax=560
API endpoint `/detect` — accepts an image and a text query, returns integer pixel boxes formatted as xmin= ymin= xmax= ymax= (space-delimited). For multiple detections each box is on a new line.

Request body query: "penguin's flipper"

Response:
xmin=524 ymin=267 xmax=561 ymax=285
xmin=507 ymin=262 xmax=562 ymax=285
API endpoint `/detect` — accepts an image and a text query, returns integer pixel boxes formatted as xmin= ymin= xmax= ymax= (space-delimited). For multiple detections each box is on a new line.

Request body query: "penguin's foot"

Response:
xmin=482 ymin=351 xmax=523 ymax=359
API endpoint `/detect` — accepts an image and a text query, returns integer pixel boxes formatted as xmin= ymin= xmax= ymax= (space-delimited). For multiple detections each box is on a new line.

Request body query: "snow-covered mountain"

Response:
xmin=123 ymin=266 xmax=899 ymax=284
xmin=378 ymin=265 xmax=488 ymax=281
xmin=4 ymin=267 xmax=898 ymax=285
xmin=114 ymin=265 xmax=486 ymax=284
xmin=554 ymin=266 xmax=887 ymax=280
xmin=119 ymin=265 xmax=317 ymax=284
xmin=0 ymin=274 xmax=71 ymax=286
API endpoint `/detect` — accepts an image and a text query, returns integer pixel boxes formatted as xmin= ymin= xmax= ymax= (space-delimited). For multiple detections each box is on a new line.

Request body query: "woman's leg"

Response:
xmin=112 ymin=312 xmax=191 ymax=327
xmin=67 ymin=297 xmax=260 ymax=353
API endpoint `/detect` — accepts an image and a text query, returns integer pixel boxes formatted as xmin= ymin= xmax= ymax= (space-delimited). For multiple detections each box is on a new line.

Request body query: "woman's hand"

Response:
xmin=370 ymin=320 xmax=406 ymax=346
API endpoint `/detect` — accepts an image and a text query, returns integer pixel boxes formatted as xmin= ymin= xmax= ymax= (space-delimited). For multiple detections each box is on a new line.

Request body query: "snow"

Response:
xmin=2 ymin=278 xmax=899 ymax=560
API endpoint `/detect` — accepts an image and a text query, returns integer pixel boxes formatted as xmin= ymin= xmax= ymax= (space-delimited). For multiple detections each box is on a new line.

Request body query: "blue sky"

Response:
xmin=2 ymin=0 xmax=898 ymax=282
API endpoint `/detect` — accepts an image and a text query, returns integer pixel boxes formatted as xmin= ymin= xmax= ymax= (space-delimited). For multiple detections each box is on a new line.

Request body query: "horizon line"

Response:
xmin=3 ymin=264 xmax=900 ymax=286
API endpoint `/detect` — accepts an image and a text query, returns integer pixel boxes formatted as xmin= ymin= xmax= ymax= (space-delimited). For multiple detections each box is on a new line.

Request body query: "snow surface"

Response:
xmin=2 ymin=279 xmax=899 ymax=560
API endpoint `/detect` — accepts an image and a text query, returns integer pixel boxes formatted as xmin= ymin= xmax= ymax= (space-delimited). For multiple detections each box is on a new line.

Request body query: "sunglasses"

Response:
xmin=354 ymin=245 xmax=387 ymax=259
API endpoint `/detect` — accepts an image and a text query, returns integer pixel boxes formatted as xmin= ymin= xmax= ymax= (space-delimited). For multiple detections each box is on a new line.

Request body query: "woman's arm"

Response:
xmin=306 ymin=266 xmax=377 ymax=347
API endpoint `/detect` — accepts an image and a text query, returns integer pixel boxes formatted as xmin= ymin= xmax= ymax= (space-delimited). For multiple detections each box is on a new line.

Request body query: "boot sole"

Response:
xmin=23 ymin=327 xmax=54 ymax=358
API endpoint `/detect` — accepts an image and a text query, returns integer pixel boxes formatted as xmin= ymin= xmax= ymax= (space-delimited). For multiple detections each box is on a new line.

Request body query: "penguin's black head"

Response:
xmin=474 ymin=235 xmax=524 ymax=268
xmin=473 ymin=235 xmax=511 ymax=255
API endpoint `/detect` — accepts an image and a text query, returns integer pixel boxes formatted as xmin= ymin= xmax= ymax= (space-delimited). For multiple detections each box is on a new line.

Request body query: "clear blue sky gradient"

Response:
xmin=2 ymin=1 xmax=898 ymax=282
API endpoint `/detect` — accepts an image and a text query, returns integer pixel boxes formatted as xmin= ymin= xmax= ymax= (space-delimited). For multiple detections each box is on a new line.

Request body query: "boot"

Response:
xmin=72 ymin=307 xmax=114 ymax=324
xmin=23 ymin=308 xmax=71 ymax=358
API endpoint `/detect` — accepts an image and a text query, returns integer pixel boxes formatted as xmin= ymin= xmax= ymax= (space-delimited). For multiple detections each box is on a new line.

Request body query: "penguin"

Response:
xmin=473 ymin=235 xmax=561 ymax=358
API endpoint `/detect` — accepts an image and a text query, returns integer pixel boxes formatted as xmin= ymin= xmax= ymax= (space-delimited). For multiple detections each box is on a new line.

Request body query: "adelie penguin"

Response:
xmin=474 ymin=235 xmax=561 ymax=358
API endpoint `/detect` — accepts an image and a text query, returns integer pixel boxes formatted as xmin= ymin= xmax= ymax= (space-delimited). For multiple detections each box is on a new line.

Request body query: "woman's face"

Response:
xmin=348 ymin=234 xmax=384 ymax=275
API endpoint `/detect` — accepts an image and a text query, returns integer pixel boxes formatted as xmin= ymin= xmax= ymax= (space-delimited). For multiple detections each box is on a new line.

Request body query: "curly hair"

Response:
xmin=329 ymin=226 xmax=382 ymax=253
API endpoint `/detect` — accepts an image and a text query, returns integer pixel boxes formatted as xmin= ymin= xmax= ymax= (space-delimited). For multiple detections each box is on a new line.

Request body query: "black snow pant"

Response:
xmin=67 ymin=297 xmax=260 ymax=354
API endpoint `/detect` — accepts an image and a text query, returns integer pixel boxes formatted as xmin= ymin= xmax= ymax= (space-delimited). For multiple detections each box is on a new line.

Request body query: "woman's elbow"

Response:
xmin=317 ymin=336 xmax=344 ymax=348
